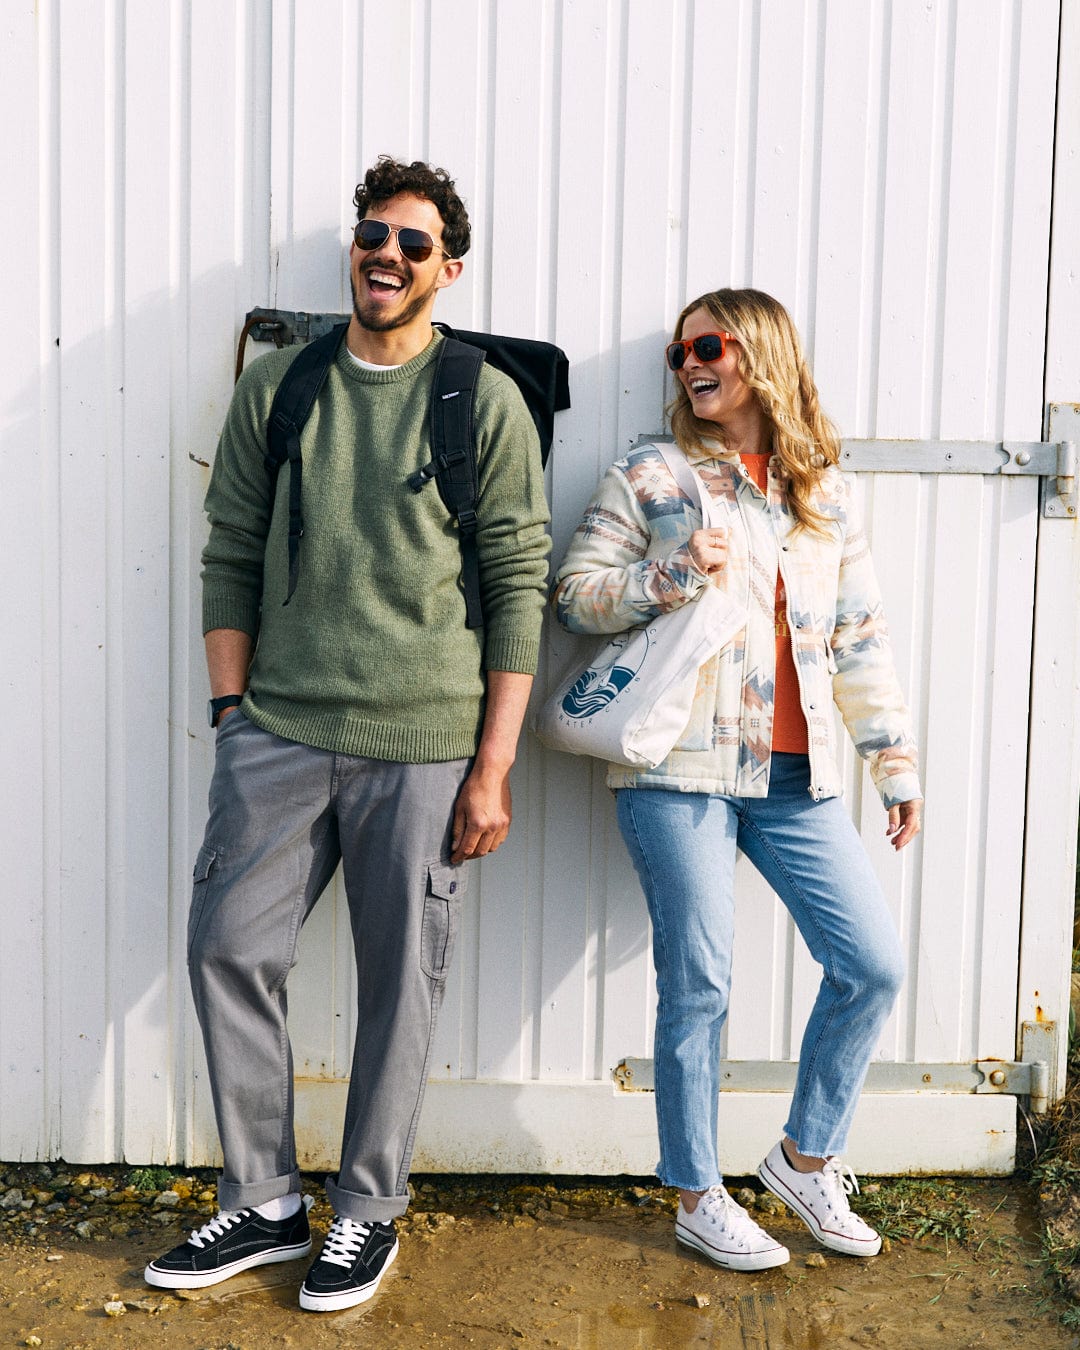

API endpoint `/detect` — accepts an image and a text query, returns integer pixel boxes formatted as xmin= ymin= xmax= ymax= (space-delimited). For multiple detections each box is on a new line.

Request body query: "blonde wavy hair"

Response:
xmin=667 ymin=288 xmax=840 ymax=535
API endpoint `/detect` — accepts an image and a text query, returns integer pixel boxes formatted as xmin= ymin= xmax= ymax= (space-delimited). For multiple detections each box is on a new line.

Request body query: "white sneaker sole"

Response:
xmin=756 ymin=1160 xmax=882 ymax=1257
xmin=143 ymin=1238 xmax=313 ymax=1289
xmin=299 ymin=1238 xmax=398 ymax=1312
xmin=676 ymin=1221 xmax=790 ymax=1271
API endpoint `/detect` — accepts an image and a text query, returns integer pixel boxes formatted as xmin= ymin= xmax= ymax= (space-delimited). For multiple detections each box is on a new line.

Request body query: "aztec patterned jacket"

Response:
xmin=551 ymin=442 xmax=921 ymax=807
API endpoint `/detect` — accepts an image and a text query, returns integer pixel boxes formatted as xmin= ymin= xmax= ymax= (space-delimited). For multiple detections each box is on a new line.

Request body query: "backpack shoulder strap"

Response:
xmin=264 ymin=322 xmax=347 ymax=604
xmin=408 ymin=336 xmax=487 ymax=629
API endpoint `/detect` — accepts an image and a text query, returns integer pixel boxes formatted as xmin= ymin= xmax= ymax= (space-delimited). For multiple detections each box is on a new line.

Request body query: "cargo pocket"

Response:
xmin=186 ymin=844 xmax=220 ymax=959
xmin=420 ymin=862 xmax=466 ymax=980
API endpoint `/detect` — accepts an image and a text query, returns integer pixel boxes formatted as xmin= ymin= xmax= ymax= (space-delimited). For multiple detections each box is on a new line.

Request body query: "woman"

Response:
xmin=552 ymin=289 xmax=922 ymax=1271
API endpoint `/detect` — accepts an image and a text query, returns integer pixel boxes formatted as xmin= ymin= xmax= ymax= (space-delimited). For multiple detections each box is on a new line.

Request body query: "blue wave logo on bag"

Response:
xmin=560 ymin=631 xmax=651 ymax=719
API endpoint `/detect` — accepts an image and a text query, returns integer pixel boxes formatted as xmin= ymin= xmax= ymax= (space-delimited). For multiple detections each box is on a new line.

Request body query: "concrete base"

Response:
xmin=284 ymin=1080 xmax=1017 ymax=1178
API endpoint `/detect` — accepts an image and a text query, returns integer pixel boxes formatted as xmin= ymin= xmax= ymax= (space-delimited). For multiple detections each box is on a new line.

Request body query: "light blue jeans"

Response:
xmin=616 ymin=754 xmax=905 ymax=1191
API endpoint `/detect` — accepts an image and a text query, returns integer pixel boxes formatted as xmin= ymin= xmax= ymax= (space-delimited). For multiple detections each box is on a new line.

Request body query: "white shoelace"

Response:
xmin=319 ymin=1215 xmax=374 ymax=1270
xmin=818 ymin=1159 xmax=871 ymax=1232
xmin=697 ymin=1185 xmax=738 ymax=1225
xmin=186 ymin=1209 xmax=249 ymax=1250
xmin=822 ymin=1158 xmax=859 ymax=1201
xmin=695 ymin=1186 xmax=768 ymax=1247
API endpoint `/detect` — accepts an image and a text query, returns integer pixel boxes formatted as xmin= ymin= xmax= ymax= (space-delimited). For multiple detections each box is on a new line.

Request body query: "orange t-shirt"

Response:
xmin=740 ymin=454 xmax=809 ymax=755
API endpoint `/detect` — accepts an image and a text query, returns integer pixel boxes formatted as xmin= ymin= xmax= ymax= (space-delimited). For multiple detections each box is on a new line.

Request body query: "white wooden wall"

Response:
xmin=3 ymin=0 xmax=1077 ymax=1175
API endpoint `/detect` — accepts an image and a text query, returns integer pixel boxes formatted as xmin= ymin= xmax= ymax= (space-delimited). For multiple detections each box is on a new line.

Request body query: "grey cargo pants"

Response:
xmin=187 ymin=713 xmax=470 ymax=1223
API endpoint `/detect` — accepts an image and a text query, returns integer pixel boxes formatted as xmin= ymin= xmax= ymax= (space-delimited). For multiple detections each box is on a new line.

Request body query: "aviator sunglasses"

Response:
xmin=353 ymin=218 xmax=452 ymax=263
xmin=665 ymin=331 xmax=738 ymax=371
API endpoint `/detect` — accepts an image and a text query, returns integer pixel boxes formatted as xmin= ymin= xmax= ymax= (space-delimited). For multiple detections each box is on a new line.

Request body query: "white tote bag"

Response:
xmin=534 ymin=444 xmax=746 ymax=768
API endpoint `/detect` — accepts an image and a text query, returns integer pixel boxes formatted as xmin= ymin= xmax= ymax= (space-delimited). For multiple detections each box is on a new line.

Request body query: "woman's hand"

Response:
xmin=687 ymin=526 xmax=729 ymax=577
xmin=886 ymin=799 xmax=923 ymax=851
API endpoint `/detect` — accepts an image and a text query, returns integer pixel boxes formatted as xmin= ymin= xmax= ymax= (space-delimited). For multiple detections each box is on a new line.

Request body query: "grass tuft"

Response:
xmin=1031 ymin=1155 xmax=1080 ymax=1193
xmin=1026 ymin=1035 xmax=1080 ymax=1326
xmin=853 ymin=1178 xmax=980 ymax=1245
xmin=126 ymin=1166 xmax=174 ymax=1192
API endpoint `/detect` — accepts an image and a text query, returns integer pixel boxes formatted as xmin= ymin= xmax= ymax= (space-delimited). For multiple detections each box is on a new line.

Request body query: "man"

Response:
xmin=144 ymin=157 xmax=550 ymax=1312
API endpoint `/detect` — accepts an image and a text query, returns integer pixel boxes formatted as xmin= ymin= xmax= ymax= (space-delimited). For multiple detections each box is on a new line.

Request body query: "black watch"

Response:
xmin=207 ymin=694 xmax=244 ymax=728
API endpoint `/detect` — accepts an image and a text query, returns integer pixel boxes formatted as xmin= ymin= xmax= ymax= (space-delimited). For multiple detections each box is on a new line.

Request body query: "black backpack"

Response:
xmin=261 ymin=319 xmax=570 ymax=626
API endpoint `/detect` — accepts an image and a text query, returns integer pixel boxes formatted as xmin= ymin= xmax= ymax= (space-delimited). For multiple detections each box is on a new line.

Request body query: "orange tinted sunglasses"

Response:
xmin=665 ymin=331 xmax=737 ymax=371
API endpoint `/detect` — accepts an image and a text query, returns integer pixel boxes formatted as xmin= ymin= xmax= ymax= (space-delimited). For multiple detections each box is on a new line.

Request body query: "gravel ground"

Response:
xmin=0 ymin=1163 xmax=1077 ymax=1348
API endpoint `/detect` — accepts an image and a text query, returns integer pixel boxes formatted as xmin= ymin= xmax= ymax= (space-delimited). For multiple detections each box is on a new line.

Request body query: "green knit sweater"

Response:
xmin=201 ymin=332 xmax=551 ymax=762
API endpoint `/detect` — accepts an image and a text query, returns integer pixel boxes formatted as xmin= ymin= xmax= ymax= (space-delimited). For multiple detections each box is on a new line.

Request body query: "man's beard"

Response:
xmin=351 ymin=267 xmax=439 ymax=332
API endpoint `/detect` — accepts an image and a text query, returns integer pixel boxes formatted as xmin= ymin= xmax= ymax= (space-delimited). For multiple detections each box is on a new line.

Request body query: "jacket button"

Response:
xmin=449 ymin=882 xmax=457 ymax=894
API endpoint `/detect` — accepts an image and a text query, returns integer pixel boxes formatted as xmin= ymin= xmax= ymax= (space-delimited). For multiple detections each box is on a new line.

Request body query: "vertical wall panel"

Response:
xmin=1022 ymin=0 xmax=1080 ymax=1097
xmin=973 ymin=480 xmax=1038 ymax=1053
xmin=683 ymin=0 xmax=758 ymax=293
xmin=875 ymin=1 xmax=949 ymax=439
xmin=939 ymin=5 xmax=1011 ymax=440
xmin=548 ymin=1 xmax=655 ymax=1089
xmin=117 ymin=0 xmax=174 ymax=1163
xmin=1 ymin=1 xmax=49 ymax=1161
xmin=812 ymin=0 xmax=881 ymax=431
xmin=1 ymin=0 xmax=1071 ymax=1168
xmin=55 ymin=0 xmax=115 ymax=1159
xmin=751 ymin=0 xmax=818 ymax=316
xmin=1004 ymin=4 xmax=1057 ymax=436
xmin=853 ymin=474 xmax=927 ymax=1062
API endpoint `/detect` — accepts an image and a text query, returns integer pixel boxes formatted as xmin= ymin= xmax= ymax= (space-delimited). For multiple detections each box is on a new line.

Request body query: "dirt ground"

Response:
xmin=1 ymin=1172 xmax=1076 ymax=1350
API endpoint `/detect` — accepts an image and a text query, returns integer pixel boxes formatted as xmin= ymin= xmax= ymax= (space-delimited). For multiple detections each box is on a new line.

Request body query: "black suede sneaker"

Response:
xmin=299 ymin=1214 xmax=398 ymax=1312
xmin=144 ymin=1197 xmax=313 ymax=1289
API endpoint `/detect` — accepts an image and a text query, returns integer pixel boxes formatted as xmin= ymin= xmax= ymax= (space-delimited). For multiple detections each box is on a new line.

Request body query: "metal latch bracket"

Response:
xmin=1041 ymin=404 xmax=1078 ymax=519
xmin=629 ymin=403 xmax=1079 ymax=521
xmin=614 ymin=1037 xmax=1054 ymax=1113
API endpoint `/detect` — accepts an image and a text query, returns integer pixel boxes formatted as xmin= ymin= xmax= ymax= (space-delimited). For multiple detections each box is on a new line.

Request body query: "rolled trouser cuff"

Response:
xmin=325 ymin=1175 xmax=409 ymax=1223
xmin=216 ymin=1168 xmax=302 ymax=1213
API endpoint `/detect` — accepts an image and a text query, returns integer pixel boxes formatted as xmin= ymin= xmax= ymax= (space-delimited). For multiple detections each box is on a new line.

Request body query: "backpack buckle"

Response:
xmin=407 ymin=463 xmax=438 ymax=493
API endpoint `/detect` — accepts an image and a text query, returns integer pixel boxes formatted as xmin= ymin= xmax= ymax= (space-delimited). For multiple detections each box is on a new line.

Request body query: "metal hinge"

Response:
xmin=614 ymin=1024 xmax=1054 ymax=1114
xmin=632 ymin=404 xmax=1079 ymax=520
xmin=1040 ymin=404 xmax=1079 ymax=519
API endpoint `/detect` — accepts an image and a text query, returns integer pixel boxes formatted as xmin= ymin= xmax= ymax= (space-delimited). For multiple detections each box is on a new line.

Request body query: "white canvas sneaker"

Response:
xmin=675 ymin=1184 xmax=790 ymax=1271
xmin=758 ymin=1140 xmax=882 ymax=1256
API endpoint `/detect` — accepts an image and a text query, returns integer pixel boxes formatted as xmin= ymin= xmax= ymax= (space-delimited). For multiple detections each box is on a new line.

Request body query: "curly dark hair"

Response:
xmin=353 ymin=155 xmax=471 ymax=259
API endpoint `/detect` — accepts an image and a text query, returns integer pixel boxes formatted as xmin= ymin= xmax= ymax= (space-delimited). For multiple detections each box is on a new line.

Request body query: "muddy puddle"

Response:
xmin=1 ymin=1175 xmax=1075 ymax=1348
